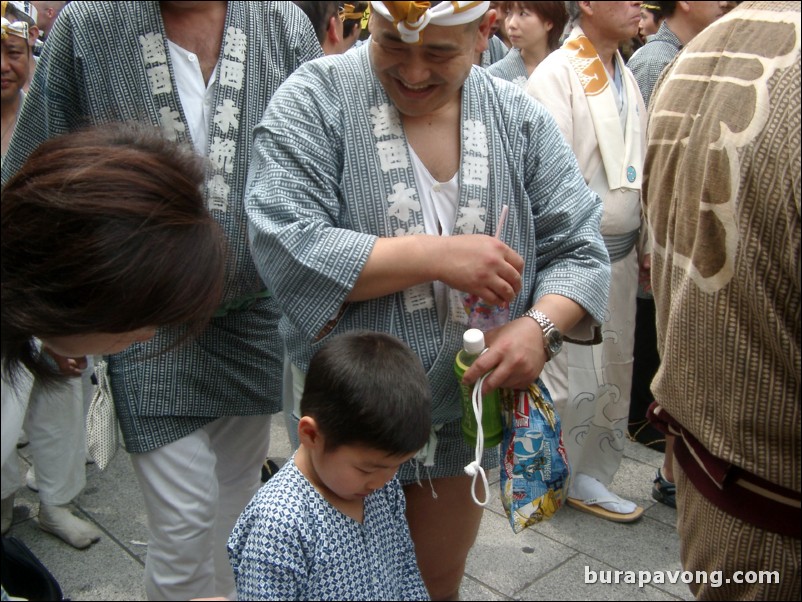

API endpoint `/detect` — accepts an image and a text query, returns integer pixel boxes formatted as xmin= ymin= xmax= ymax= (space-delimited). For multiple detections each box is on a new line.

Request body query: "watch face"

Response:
xmin=546 ymin=331 xmax=563 ymax=356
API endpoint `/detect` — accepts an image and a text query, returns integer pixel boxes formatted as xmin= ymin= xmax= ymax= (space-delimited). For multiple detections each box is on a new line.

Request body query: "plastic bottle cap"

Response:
xmin=463 ymin=328 xmax=485 ymax=355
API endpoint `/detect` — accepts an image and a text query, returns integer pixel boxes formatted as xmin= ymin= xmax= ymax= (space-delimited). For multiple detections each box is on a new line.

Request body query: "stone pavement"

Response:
xmin=4 ymin=419 xmax=690 ymax=601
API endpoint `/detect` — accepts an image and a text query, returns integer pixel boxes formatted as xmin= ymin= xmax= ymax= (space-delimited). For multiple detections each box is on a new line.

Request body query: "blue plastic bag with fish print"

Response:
xmin=499 ymin=380 xmax=570 ymax=533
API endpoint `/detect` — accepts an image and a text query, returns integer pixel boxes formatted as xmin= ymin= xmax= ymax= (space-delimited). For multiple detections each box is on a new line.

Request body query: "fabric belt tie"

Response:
xmin=603 ymin=230 xmax=639 ymax=263
xmin=648 ymin=402 xmax=801 ymax=538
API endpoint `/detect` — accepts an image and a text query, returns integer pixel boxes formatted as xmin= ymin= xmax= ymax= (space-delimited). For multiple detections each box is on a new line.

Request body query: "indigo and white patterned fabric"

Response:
xmin=627 ymin=21 xmax=682 ymax=108
xmin=228 ymin=458 xmax=430 ymax=601
xmin=480 ymin=34 xmax=510 ymax=67
xmin=0 ymin=2 xmax=322 ymax=453
xmin=396 ymin=417 xmax=498 ymax=484
xmin=247 ymin=43 xmax=610 ymax=429
xmin=488 ymin=47 xmax=529 ymax=88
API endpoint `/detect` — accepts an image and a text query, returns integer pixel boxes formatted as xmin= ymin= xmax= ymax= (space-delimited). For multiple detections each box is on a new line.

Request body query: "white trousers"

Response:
xmin=130 ymin=414 xmax=271 ymax=601
xmin=541 ymin=248 xmax=638 ymax=486
xmin=1 ymin=368 xmax=92 ymax=505
xmin=1 ymin=374 xmax=32 ymax=475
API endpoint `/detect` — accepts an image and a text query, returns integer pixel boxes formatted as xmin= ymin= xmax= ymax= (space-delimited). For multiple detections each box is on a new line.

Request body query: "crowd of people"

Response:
xmin=1 ymin=1 xmax=798 ymax=601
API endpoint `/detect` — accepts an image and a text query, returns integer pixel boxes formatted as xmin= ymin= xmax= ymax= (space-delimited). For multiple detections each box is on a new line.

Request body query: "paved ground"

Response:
xmin=5 ymin=419 xmax=690 ymax=601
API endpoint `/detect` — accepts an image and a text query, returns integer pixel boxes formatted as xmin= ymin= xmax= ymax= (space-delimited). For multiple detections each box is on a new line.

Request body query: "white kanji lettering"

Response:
xmin=139 ymin=32 xmax=167 ymax=65
xmin=462 ymin=154 xmax=489 ymax=187
xmin=213 ymin=99 xmax=240 ymax=135
xmin=386 ymin=183 xmax=420 ymax=222
xmin=223 ymin=27 xmax=247 ymax=62
xmin=209 ymin=137 xmax=237 ymax=173
xmin=219 ymin=59 xmax=244 ymax=90
xmin=146 ymin=65 xmax=173 ymax=95
xmin=376 ymin=139 xmax=408 ymax=172
xmin=456 ymin=199 xmax=487 ymax=234
xmin=207 ymin=175 xmax=230 ymax=212
xmin=403 ymin=284 xmax=434 ymax=313
xmin=158 ymin=106 xmax=185 ymax=141
xmin=464 ymin=119 xmax=488 ymax=156
xmin=370 ymin=104 xmax=402 ymax=138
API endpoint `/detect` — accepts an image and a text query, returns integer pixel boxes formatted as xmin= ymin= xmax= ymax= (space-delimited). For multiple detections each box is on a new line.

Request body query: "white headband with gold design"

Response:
xmin=1 ymin=0 xmax=35 ymax=41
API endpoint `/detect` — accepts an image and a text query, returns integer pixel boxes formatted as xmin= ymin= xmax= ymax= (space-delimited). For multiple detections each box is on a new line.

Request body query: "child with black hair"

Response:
xmin=228 ymin=331 xmax=432 ymax=601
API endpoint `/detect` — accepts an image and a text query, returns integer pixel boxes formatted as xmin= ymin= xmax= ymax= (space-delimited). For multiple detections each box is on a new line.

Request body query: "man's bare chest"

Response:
xmin=405 ymin=120 xmax=461 ymax=183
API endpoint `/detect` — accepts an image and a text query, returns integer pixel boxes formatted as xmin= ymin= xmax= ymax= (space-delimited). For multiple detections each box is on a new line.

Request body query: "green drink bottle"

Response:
xmin=454 ymin=329 xmax=503 ymax=447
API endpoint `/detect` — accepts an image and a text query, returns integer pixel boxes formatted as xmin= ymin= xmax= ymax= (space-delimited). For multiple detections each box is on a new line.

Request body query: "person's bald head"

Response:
xmin=30 ymin=1 xmax=66 ymax=38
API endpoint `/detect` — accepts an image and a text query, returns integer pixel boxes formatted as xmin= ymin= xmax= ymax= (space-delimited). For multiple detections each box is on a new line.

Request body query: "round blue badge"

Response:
xmin=627 ymin=166 xmax=637 ymax=183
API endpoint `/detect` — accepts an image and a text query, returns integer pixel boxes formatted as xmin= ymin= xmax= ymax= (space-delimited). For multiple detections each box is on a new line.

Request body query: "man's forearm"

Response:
xmin=346 ymin=235 xmax=439 ymax=301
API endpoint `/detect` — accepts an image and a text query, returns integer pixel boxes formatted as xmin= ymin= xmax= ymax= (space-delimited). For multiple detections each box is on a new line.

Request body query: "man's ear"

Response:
xmin=27 ymin=25 xmax=40 ymax=48
xmin=298 ymin=416 xmax=323 ymax=449
xmin=327 ymin=14 xmax=343 ymax=45
xmin=475 ymin=10 xmax=496 ymax=55
xmin=484 ymin=7 xmax=498 ymax=34
xmin=346 ymin=23 xmax=361 ymax=45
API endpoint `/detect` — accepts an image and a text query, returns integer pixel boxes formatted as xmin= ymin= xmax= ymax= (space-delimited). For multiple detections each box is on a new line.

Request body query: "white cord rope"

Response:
xmin=464 ymin=370 xmax=492 ymax=506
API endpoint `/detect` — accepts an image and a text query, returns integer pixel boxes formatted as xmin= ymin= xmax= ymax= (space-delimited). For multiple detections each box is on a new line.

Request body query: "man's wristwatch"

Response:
xmin=523 ymin=308 xmax=564 ymax=361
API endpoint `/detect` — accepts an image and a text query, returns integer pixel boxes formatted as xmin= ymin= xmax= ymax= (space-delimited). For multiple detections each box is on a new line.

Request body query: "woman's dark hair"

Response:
xmin=293 ymin=1 xmax=340 ymax=45
xmin=501 ymin=1 xmax=569 ymax=51
xmin=301 ymin=331 xmax=432 ymax=456
xmin=654 ymin=2 xmax=675 ymax=18
xmin=341 ymin=1 xmax=368 ymax=39
xmin=1 ymin=123 xmax=226 ymax=382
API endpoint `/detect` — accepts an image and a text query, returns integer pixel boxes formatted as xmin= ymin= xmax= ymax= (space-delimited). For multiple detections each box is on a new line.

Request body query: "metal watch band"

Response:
xmin=524 ymin=308 xmax=554 ymax=334
xmin=523 ymin=307 xmax=563 ymax=360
